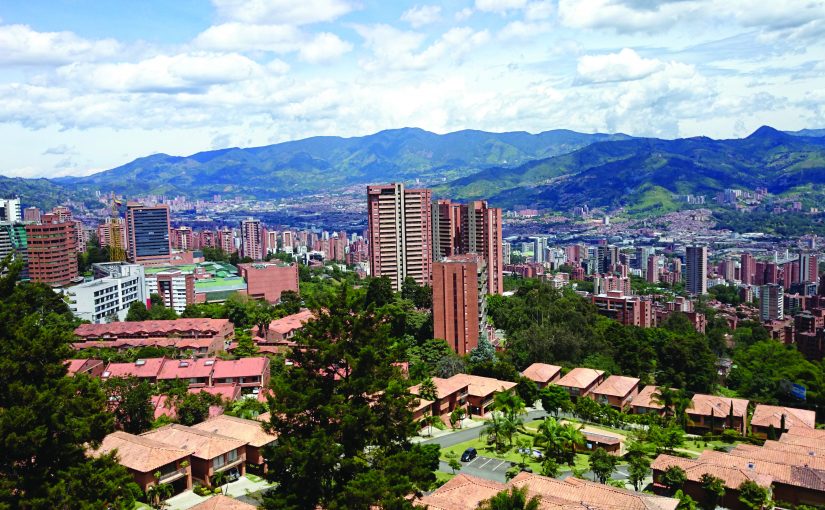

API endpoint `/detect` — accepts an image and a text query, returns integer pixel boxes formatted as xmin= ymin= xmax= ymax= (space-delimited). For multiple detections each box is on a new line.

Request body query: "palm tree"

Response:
xmin=494 ymin=392 xmax=526 ymax=422
xmin=481 ymin=411 xmax=505 ymax=451
xmin=673 ymin=390 xmax=693 ymax=430
xmin=533 ymin=417 xmax=564 ymax=462
xmin=420 ymin=414 xmax=440 ymax=436
xmin=146 ymin=481 xmax=173 ymax=509
xmin=478 ymin=486 xmax=541 ymax=510
xmin=558 ymin=423 xmax=586 ymax=466
xmin=212 ymin=470 xmax=227 ymax=494
xmin=651 ymin=386 xmax=677 ymax=418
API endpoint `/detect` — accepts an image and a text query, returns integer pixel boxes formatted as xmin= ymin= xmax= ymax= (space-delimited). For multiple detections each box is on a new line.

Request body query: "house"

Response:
xmin=151 ymin=394 xmax=225 ymax=421
xmin=418 ymin=472 xmax=678 ymax=510
xmin=253 ymin=308 xmax=315 ymax=345
xmin=590 ymin=375 xmax=640 ymax=410
xmin=446 ymin=374 xmax=518 ymax=416
xmin=74 ymin=318 xmax=234 ymax=356
xmin=555 ymin=368 xmax=605 ymax=401
xmin=410 ymin=376 xmax=469 ymax=421
xmin=94 ymin=431 xmax=193 ymax=495
xmin=141 ymin=424 xmax=246 ymax=487
xmin=781 ymin=425 xmax=825 ymax=441
xmin=750 ymin=404 xmax=816 ymax=438
xmin=157 ymin=358 xmax=217 ymax=387
xmin=192 ymin=415 xmax=277 ymax=473
xmin=211 ymin=358 xmax=270 ymax=393
xmin=631 ymin=385 xmax=669 ymax=416
xmin=65 ymin=358 xmax=105 ymax=377
xmin=189 ymin=384 xmax=242 ymax=402
xmin=579 ymin=428 xmax=623 ymax=454
xmin=520 ymin=363 xmax=562 ymax=389
xmin=102 ymin=358 xmax=167 ymax=383
xmin=188 ymin=495 xmax=257 ymax=510
xmin=762 ymin=439 xmax=825 ymax=458
xmin=686 ymin=394 xmax=749 ymax=434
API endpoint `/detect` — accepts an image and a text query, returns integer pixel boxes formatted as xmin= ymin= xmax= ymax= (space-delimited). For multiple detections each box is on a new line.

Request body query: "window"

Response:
xmin=227 ymin=449 xmax=238 ymax=462
xmin=213 ymin=455 xmax=225 ymax=469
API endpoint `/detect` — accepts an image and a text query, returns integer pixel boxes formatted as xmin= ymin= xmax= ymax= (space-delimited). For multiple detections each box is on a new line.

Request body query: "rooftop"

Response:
xmin=592 ymin=375 xmax=640 ymax=398
xmin=211 ymin=357 xmax=269 ymax=379
xmin=192 ymin=415 xmax=277 ymax=447
xmin=750 ymin=404 xmax=816 ymax=430
xmin=141 ymin=424 xmax=245 ymax=460
xmin=556 ymin=368 xmax=604 ymax=390
xmin=188 ymin=495 xmax=257 ymax=510
xmin=157 ymin=358 xmax=218 ymax=380
xmin=94 ymin=431 xmax=191 ymax=473
xmin=447 ymin=374 xmax=517 ymax=398
xmin=75 ymin=318 xmax=231 ymax=337
xmin=410 ymin=376 xmax=469 ymax=400
xmin=521 ymin=363 xmax=562 ymax=383
xmin=632 ymin=385 xmax=667 ymax=410
xmin=103 ymin=358 xmax=166 ymax=379
xmin=688 ymin=393 xmax=749 ymax=418
xmin=254 ymin=309 xmax=315 ymax=337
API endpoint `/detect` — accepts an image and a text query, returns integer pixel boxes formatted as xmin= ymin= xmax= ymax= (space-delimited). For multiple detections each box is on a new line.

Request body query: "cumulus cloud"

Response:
xmin=558 ymin=0 xmax=700 ymax=33
xmin=194 ymin=23 xmax=303 ymax=52
xmin=576 ymin=48 xmax=663 ymax=84
xmin=525 ymin=1 xmax=554 ymax=20
xmin=355 ymin=25 xmax=490 ymax=71
xmin=42 ymin=144 xmax=77 ymax=155
xmin=401 ymin=5 xmax=443 ymax=28
xmin=298 ymin=32 xmax=353 ymax=63
xmin=211 ymin=0 xmax=356 ymax=25
xmin=0 ymin=24 xmax=120 ymax=66
xmin=498 ymin=20 xmax=552 ymax=40
xmin=475 ymin=0 xmax=529 ymax=14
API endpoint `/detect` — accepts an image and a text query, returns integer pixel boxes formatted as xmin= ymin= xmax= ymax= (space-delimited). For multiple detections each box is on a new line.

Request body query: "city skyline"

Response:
xmin=1 ymin=0 xmax=825 ymax=177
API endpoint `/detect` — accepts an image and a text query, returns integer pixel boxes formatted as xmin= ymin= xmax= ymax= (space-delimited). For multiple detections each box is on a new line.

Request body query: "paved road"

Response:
xmin=420 ymin=409 xmax=552 ymax=448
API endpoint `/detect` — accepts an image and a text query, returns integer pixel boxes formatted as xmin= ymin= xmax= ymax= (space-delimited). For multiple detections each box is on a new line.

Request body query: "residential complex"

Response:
xmin=24 ymin=212 xmax=79 ymax=286
xmin=432 ymin=254 xmax=487 ymax=355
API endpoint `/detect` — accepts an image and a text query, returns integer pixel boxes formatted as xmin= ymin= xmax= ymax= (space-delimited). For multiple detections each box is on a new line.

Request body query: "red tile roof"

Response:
xmin=729 ymin=443 xmax=825 ymax=471
xmin=189 ymin=384 xmax=242 ymax=401
xmin=447 ymin=374 xmax=517 ymax=398
xmin=652 ymin=454 xmax=773 ymax=489
xmin=211 ymin=357 xmax=268 ymax=379
xmin=688 ymin=394 xmax=749 ymax=418
xmin=782 ymin=426 xmax=825 ymax=440
xmin=522 ymin=363 xmax=562 ymax=384
xmin=75 ymin=318 xmax=230 ymax=337
xmin=751 ymin=404 xmax=816 ymax=430
xmin=556 ymin=368 xmax=604 ymax=390
xmin=157 ymin=358 xmax=217 ymax=380
xmin=631 ymin=386 xmax=672 ymax=410
xmin=141 ymin=424 xmax=244 ymax=460
xmin=94 ymin=431 xmax=192 ymax=473
xmin=410 ymin=376 xmax=469 ymax=400
xmin=103 ymin=358 xmax=166 ymax=379
xmin=256 ymin=309 xmax=315 ymax=337
xmin=592 ymin=375 xmax=640 ymax=398
xmin=65 ymin=358 xmax=103 ymax=376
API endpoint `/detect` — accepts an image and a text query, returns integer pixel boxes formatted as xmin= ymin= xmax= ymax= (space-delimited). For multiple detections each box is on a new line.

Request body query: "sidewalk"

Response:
xmin=164 ymin=475 xmax=273 ymax=510
xmin=411 ymin=417 xmax=484 ymax=443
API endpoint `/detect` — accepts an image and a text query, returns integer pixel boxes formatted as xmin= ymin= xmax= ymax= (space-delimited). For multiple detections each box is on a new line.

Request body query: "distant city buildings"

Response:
xmin=686 ymin=245 xmax=708 ymax=295
xmin=65 ymin=263 xmax=145 ymax=323
xmin=761 ymin=283 xmax=784 ymax=321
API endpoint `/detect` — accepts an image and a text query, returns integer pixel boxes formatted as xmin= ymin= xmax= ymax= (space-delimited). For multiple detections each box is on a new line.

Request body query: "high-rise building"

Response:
xmin=646 ymin=255 xmax=660 ymax=283
xmin=367 ymin=183 xmax=433 ymax=290
xmin=240 ymin=218 xmax=263 ymax=260
xmin=65 ymin=263 xmax=146 ymax=323
xmin=432 ymin=199 xmax=503 ymax=295
xmin=218 ymin=227 xmax=235 ymax=253
xmin=23 ymin=207 xmax=40 ymax=223
xmin=686 ymin=245 xmax=708 ymax=295
xmin=25 ymin=213 xmax=79 ymax=286
xmin=0 ymin=222 xmax=28 ymax=279
xmin=799 ymin=253 xmax=817 ymax=283
xmin=0 ymin=198 xmax=22 ymax=222
xmin=502 ymin=241 xmax=511 ymax=265
xmin=432 ymin=254 xmax=487 ymax=355
xmin=760 ymin=283 xmax=784 ymax=321
xmin=171 ymin=226 xmax=194 ymax=251
xmin=533 ymin=237 xmax=546 ymax=264
xmin=126 ymin=203 xmax=171 ymax=264
xmin=144 ymin=269 xmax=195 ymax=314
xmin=740 ymin=253 xmax=755 ymax=285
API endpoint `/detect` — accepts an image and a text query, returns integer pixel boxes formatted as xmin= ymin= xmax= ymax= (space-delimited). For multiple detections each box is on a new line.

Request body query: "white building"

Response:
xmin=0 ymin=198 xmax=22 ymax=222
xmin=144 ymin=269 xmax=191 ymax=314
xmin=65 ymin=263 xmax=146 ymax=323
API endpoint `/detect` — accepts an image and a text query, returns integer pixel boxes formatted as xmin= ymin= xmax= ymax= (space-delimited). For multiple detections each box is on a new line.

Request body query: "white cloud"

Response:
xmin=455 ymin=7 xmax=475 ymax=21
xmin=475 ymin=0 xmax=529 ymax=14
xmin=557 ymin=0 xmax=702 ymax=33
xmin=194 ymin=23 xmax=303 ymax=52
xmin=525 ymin=1 xmax=554 ymax=20
xmin=0 ymin=24 xmax=120 ymax=66
xmin=298 ymin=32 xmax=353 ymax=63
xmin=55 ymin=52 xmax=265 ymax=93
xmin=401 ymin=5 xmax=443 ymax=28
xmin=355 ymin=25 xmax=490 ymax=71
xmin=211 ymin=0 xmax=356 ymax=25
xmin=42 ymin=144 xmax=76 ymax=155
xmin=498 ymin=20 xmax=552 ymax=40
xmin=576 ymin=48 xmax=663 ymax=83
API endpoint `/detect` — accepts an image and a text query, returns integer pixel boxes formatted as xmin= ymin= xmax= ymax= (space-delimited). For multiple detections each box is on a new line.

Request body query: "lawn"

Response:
xmin=132 ymin=503 xmax=153 ymax=510
xmin=435 ymin=471 xmax=457 ymax=486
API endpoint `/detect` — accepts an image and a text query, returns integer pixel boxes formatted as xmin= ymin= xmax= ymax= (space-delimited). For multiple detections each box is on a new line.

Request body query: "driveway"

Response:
xmin=439 ymin=455 xmax=513 ymax=483
xmin=164 ymin=475 xmax=273 ymax=510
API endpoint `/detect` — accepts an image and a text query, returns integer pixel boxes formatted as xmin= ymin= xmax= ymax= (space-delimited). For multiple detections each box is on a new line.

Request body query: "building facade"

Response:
xmin=432 ymin=254 xmax=488 ymax=355
xmin=65 ymin=263 xmax=146 ymax=323
xmin=24 ymin=213 xmax=79 ymax=286
xmin=126 ymin=203 xmax=171 ymax=264
xmin=761 ymin=283 xmax=784 ymax=321
xmin=686 ymin=245 xmax=708 ymax=295
xmin=240 ymin=218 xmax=263 ymax=261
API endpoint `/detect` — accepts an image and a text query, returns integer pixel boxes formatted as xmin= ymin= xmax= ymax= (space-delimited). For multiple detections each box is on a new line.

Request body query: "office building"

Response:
xmin=686 ymin=245 xmax=708 ymax=295
xmin=760 ymin=283 xmax=784 ymax=321
xmin=432 ymin=199 xmax=504 ymax=295
xmin=145 ymin=269 xmax=195 ymax=314
xmin=0 ymin=197 xmax=21 ymax=222
xmin=367 ymin=183 xmax=433 ymax=290
xmin=65 ymin=263 xmax=146 ymax=323
xmin=646 ymin=255 xmax=660 ymax=283
xmin=502 ymin=241 xmax=511 ymax=265
xmin=0 ymin=222 xmax=28 ymax=278
xmin=217 ymin=227 xmax=235 ymax=254
xmin=24 ymin=213 xmax=78 ymax=286
xmin=237 ymin=262 xmax=299 ymax=303
xmin=240 ymin=218 xmax=263 ymax=261
xmin=126 ymin=203 xmax=171 ymax=264
xmin=432 ymin=254 xmax=487 ymax=355
xmin=171 ymin=226 xmax=194 ymax=251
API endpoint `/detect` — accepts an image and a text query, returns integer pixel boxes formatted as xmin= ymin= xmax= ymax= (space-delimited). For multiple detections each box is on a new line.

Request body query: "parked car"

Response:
xmin=517 ymin=447 xmax=544 ymax=460
xmin=460 ymin=447 xmax=478 ymax=462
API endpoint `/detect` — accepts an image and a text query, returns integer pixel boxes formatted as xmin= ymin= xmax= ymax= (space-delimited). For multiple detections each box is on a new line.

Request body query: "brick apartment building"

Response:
xmin=237 ymin=262 xmax=299 ymax=302
xmin=432 ymin=254 xmax=488 ymax=355
xmin=24 ymin=212 xmax=79 ymax=286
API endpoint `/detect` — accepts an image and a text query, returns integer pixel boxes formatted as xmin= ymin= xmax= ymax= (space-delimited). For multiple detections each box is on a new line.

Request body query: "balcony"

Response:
xmin=158 ymin=466 xmax=188 ymax=484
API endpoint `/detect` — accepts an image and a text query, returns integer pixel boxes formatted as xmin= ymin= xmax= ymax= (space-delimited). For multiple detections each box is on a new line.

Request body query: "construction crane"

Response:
xmin=107 ymin=192 xmax=126 ymax=262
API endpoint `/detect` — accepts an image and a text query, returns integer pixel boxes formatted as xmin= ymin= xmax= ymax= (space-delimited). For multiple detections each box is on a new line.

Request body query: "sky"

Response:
xmin=1 ymin=0 xmax=825 ymax=178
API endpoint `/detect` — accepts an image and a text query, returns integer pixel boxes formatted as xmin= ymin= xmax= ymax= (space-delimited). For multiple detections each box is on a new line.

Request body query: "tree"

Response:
xmin=449 ymin=407 xmax=466 ymax=430
xmin=232 ymin=330 xmax=260 ymax=357
xmin=534 ymin=417 xmax=564 ymax=463
xmin=516 ymin=437 xmax=533 ymax=467
xmin=478 ymin=486 xmax=541 ymax=510
xmin=261 ymin=284 xmax=437 ymax=509
xmin=589 ymin=447 xmax=618 ymax=484
xmin=225 ymin=397 xmax=267 ymax=420
xmin=541 ymin=457 xmax=560 ymax=477
xmin=675 ymin=489 xmax=698 ymax=510
xmin=738 ymin=480 xmax=770 ymax=510
xmin=493 ymin=392 xmax=526 ymax=422
xmin=540 ymin=385 xmax=571 ymax=417
xmin=627 ymin=454 xmax=651 ymax=491
xmin=0 ymin=257 xmax=137 ymax=509
xmin=125 ymin=300 xmax=151 ymax=321
xmin=418 ymin=377 xmax=438 ymax=401
xmin=699 ymin=473 xmax=726 ymax=510
xmin=574 ymin=395 xmax=602 ymax=423
xmin=365 ymin=276 xmax=395 ymax=308
xmin=515 ymin=376 xmax=539 ymax=407
xmin=146 ymin=294 xmax=178 ymax=320
xmin=469 ymin=335 xmax=496 ymax=365
xmin=482 ymin=412 xmax=506 ymax=451
xmin=558 ymin=423 xmax=586 ymax=466
xmin=662 ymin=466 xmax=687 ymax=494
xmin=445 ymin=451 xmax=461 ymax=474
xmin=146 ymin=480 xmax=173 ymax=509
xmin=420 ymin=414 xmax=440 ymax=437
xmin=104 ymin=376 xmax=155 ymax=434
xmin=175 ymin=392 xmax=222 ymax=426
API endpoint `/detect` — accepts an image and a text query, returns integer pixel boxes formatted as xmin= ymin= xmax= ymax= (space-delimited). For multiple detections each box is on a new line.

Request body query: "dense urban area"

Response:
xmin=0 ymin=179 xmax=823 ymax=510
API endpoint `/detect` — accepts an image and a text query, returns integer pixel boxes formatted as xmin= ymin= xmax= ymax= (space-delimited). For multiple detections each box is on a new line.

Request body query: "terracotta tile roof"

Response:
xmin=75 ymin=318 xmax=230 ymax=338
xmin=189 ymin=384 xmax=241 ymax=402
xmin=410 ymin=377 xmax=469 ymax=400
xmin=188 ymin=495 xmax=257 ymax=510
xmin=522 ymin=363 xmax=562 ymax=384
xmin=751 ymin=405 xmax=816 ymax=430
xmin=688 ymin=394 xmax=749 ymax=418
xmin=157 ymin=358 xmax=217 ymax=380
xmin=783 ymin=426 xmax=825 ymax=440
xmin=556 ymin=368 xmax=604 ymax=390
xmin=256 ymin=412 xmax=271 ymax=423
xmin=729 ymin=444 xmax=825 ymax=471
xmin=652 ymin=454 xmax=773 ymax=489
xmin=211 ymin=357 xmax=268 ymax=379
xmin=762 ymin=440 xmax=825 ymax=458
xmin=103 ymin=358 xmax=166 ymax=379
xmin=192 ymin=415 xmax=277 ymax=447
xmin=592 ymin=375 xmax=640 ymax=398
xmin=255 ymin=309 xmax=315 ymax=337
xmin=417 ymin=473 xmax=507 ymax=510
xmin=698 ymin=450 xmax=825 ymax=491
xmin=448 ymin=374 xmax=517 ymax=398
xmin=151 ymin=395 xmax=176 ymax=420
xmin=412 ymin=397 xmax=434 ymax=413
xmin=94 ymin=431 xmax=191 ymax=473
xmin=779 ymin=432 xmax=825 ymax=449
xmin=141 ymin=424 xmax=245 ymax=461
xmin=511 ymin=473 xmax=678 ymax=510
xmin=65 ymin=358 xmax=103 ymax=376
xmin=632 ymin=386 xmax=667 ymax=410
xmin=74 ymin=337 xmax=217 ymax=350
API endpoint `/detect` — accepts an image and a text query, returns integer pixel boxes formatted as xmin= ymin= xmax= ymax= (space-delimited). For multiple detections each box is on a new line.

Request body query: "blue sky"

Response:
xmin=1 ymin=0 xmax=824 ymax=177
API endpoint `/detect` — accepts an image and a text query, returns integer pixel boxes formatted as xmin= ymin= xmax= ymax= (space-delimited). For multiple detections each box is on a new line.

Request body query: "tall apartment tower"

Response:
xmin=126 ymin=203 xmax=171 ymax=264
xmin=367 ymin=183 xmax=433 ymax=290
xmin=218 ymin=227 xmax=236 ymax=253
xmin=646 ymin=255 xmax=660 ymax=283
xmin=740 ymin=252 xmax=755 ymax=285
xmin=760 ymin=283 xmax=784 ymax=321
xmin=0 ymin=198 xmax=22 ymax=222
xmin=24 ymin=213 xmax=78 ymax=286
xmin=432 ymin=254 xmax=488 ymax=355
xmin=799 ymin=253 xmax=817 ymax=283
xmin=23 ymin=207 xmax=41 ymax=223
xmin=240 ymin=218 xmax=263 ymax=261
xmin=432 ymin=199 xmax=503 ymax=295
xmin=685 ymin=245 xmax=708 ymax=295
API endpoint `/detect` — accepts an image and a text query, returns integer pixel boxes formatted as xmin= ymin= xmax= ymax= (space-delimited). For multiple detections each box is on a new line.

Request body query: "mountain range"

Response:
xmin=2 ymin=126 xmax=825 ymax=215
